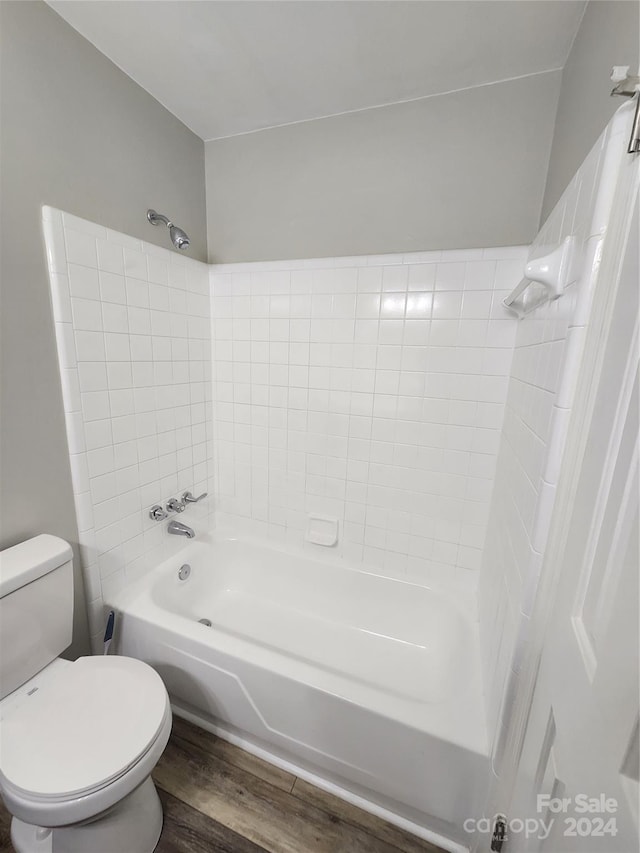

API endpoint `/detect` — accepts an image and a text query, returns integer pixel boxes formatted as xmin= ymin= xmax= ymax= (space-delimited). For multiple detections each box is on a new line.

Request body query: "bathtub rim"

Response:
xmin=118 ymin=523 xmax=479 ymax=620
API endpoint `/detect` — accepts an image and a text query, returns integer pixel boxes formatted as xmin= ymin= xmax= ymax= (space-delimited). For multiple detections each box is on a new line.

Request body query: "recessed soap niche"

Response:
xmin=306 ymin=515 xmax=339 ymax=547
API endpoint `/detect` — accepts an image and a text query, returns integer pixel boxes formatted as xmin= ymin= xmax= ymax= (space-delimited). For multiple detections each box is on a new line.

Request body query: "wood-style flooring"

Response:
xmin=0 ymin=715 xmax=444 ymax=853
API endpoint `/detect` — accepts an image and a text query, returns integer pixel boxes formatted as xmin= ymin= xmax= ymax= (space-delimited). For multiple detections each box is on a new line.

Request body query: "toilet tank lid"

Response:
xmin=0 ymin=535 xmax=72 ymax=599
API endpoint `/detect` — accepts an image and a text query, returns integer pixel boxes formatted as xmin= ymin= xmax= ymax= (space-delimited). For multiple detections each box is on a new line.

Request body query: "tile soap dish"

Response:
xmin=306 ymin=515 xmax=339 ymax=547
xmin=503 ymin=236 xmax=578 ymax=318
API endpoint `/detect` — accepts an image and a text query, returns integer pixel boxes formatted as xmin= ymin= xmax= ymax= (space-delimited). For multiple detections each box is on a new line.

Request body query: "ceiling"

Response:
xmin=48 ymin=0 xmax=586 ymax=141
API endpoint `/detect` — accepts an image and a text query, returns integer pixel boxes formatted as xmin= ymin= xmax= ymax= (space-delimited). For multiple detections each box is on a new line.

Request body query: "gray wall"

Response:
xmin=205 ymin=71 xmax=561 ymax=262
xmin=0 ymin=1 xmax=207 ymax=656
xmin=541 ymin=1 xmax=640 ymax=221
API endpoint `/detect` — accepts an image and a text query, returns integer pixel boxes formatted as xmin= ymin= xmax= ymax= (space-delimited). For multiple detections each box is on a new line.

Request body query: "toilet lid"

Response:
xmin=0 ymin=656 xmax=168 ymax=799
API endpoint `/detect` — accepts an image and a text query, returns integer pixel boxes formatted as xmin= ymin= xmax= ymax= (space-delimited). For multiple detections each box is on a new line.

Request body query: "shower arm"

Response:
xmin=147 ymin=210 xmax=173 ymax=228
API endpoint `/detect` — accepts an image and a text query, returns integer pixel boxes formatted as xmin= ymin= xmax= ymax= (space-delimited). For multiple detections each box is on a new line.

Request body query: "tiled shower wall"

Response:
xmin=210 ymin=248 xmax=526 ymax=587
xmin=43 ymin=207 xmax=213 ymax=650
xmin=478 ymin=110 xmax=627 ymax=757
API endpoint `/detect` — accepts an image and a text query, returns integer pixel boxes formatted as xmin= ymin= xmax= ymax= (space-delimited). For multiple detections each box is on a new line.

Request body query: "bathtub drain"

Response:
xmin=198 ymin=618 xmax=212 ymax=627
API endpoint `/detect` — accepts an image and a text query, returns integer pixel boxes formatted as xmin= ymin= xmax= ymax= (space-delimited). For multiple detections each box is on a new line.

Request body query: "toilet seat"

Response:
xmin=0 ymin=656 xmax=172 ymax=826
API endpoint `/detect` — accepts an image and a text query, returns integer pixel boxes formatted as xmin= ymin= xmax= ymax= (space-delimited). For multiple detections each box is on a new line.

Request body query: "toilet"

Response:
xmin=0 ymin=535 xmax=172 ymax=853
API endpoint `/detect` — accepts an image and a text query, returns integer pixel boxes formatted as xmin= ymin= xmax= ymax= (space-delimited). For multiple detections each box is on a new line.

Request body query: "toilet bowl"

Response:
xmin=0 ymin=535 xmax=173 ymax=853
xmin=0 ymin=655 xmax=172 ymax=853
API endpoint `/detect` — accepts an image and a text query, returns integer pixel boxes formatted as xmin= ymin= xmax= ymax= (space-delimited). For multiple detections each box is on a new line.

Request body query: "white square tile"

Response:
xmin=435 ymin=263 xmax=466 ymax=291
xmin=71 ymin=298 xmax=103 ymax=331
xmin=130 ymin=334 xmax=153 ymax=360
xmin=429 ymin=320 xmax=459 ymax=347
xmin=147 ymin=255 xmax=169 ymax=285
xmin=102 ymin=302 xmax=129 ymax=334
xmin=458 ymin=320 xmax=488 ymax=348
xmin=104 ymin=333 xmax=131 ymax=362
xmin=97 ymin=240 xmax=124 ymax=275
xmin=107 ymin=362 xmax=133 ymax=390
xmin=114 ymin=440 xmax=138 ymax=470
xmin=382 ymin=265 xmax=408 ymax=292
xmin=124 ymin=248 xmax=147 ymax=280
xmin=66 ymin=229 xmax=97 ymax=268
xmin=464 ymin=261 xmax=496 ymax=291
xmin=87 ymin=445 xmax=115 ymax=478
xmin=112 ymin=415 xmax=137 ymax=444
xmin=149 ymin=284 xmax=170 ymax=312
xmin=99 ymin=272 xmax=127 ymax=305
xmin=109 ymin=389 xmax=135 ymax=417
xmin=81 ymin=390 xmax=110 ymax=422
xmin=461 ymin=291 xmax=492 ymax=319
xmin=432 ymin=292 xmax=463 ymax=320
xmin=69 ymin=264 xmax=100 ymax=300
xmin=75 ymin=331 xmax=105 ymax=362
xmin=355 ymin=294 xmax=381 ymax=319
xmin=126 ymin=278 xmax=149 ymax=308
xmin=407 ymin=264 xmax=436 ymax=291
xmin=85 ymin=419 xmax=113 ymax=451
xmin=90 ymin=472 xmax=117 ymax=505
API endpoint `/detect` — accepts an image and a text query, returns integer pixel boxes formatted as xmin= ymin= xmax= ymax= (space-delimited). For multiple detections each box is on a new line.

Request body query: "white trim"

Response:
xmin=492 ymin=100 xmax=639 ymax=821
xmin=204 ymin=68 xmax=563 ymax=142
xmin=210 ymin=245 xmax=528 ymax=274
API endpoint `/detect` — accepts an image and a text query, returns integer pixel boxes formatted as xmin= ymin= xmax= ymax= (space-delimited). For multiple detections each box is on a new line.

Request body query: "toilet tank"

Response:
xmin=0 ymin=535 xmax=74 ymax=700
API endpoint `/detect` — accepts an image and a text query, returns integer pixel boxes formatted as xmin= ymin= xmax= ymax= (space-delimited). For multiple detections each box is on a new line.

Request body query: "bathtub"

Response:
xmin=107 ymin=531 xmax=488 ymax=847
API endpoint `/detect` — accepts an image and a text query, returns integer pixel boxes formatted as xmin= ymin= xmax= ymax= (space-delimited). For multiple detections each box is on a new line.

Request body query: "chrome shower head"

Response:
xmin=169 ymin=224 xmax=190 ymax=251
xmin=147 ymin=209 xmax=190 ymax=251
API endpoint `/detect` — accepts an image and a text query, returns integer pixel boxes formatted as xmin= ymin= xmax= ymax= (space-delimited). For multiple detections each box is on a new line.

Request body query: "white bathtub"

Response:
xmin=107 ymin=532 xmax=488 ymax=847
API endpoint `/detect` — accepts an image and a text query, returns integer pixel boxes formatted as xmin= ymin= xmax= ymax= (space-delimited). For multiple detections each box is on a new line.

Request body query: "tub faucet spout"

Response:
xmin=168 ymin=520 xmax=195 ymax=539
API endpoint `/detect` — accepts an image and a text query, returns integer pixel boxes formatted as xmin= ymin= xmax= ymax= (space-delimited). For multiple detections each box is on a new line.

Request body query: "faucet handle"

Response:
xmin=149 ymin=504 xmax=168 ymax=521
xmin=166 ymin=497 xmax=186 ymax=513
xmin=182 ymin=490 xmax=208 ymax=504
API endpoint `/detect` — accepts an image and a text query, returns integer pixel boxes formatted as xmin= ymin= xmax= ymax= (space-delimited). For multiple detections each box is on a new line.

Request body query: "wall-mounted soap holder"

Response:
xmin=306 ymin=514 xmax=339 ymax=547
xmin=503 ymin=236 xmax=578 ymax=319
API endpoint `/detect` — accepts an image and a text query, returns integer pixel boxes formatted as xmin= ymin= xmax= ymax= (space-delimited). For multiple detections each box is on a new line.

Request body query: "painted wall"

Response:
xmin=210 ymin=245 xmax=525 ymax=589
xmin=43 ymin=208 xmax=213 ymax=652
xmin=205 ymin=72 xmax=561 ymax=263
xmin=0 ymin=0 xmax=207 ymax=656
xmin=541 ymin=0 xmax=640 ymax=220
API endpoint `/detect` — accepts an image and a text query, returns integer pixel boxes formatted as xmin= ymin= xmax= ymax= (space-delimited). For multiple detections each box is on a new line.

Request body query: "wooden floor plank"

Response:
xmin=0 ymin=798 xmax=12 ymax=853
xmin=291 ymin=778 xmax=441 ymax=853
xmin=0 ymin=714 xmax=445 ymax=853
xmin=153 ymin=728 xmax=416 ymax=853
xmin=157 ymin=788 xmax=269 ymax=853
xmin=170 ymin=717 xmax=295 ymax=794
xmin=0 ymin=788 xmax=270 ymax=853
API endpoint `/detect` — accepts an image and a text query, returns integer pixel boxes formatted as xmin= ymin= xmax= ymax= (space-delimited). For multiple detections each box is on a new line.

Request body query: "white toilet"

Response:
xmin=0 ymin=535 xmax=172 ymax=853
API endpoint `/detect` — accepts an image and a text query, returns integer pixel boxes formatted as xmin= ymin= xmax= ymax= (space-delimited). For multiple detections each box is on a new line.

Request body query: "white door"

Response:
xmin=506 ymin=191 xmax=639 ymax=853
